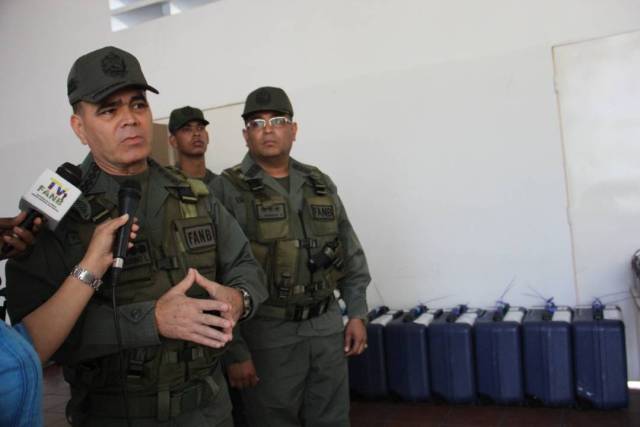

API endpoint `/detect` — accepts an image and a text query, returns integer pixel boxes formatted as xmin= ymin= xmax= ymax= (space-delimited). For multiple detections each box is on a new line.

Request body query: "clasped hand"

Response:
xmin=155 ymin=269 xmax=243 ymax=349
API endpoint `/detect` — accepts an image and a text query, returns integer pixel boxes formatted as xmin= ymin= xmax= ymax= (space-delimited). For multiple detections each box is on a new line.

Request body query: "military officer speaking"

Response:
xmin=167 ymin=106 xmax=217 ymax=189
xmin=6 ymin=46 xmax=267 ymax=426
xmin=212 ymin=86 xmax=371 ymax=427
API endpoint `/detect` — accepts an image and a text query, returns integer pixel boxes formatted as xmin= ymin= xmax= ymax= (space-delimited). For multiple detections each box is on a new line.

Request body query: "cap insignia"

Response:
xmin=101 ymin=53 xmax=127 ymax=78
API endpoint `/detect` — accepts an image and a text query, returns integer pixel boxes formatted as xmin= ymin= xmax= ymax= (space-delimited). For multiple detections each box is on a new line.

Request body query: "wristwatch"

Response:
xmin=70 ymin=265 xmax=102 ymax=291
xmin=237 ymin=287 xmax=253 ymax=320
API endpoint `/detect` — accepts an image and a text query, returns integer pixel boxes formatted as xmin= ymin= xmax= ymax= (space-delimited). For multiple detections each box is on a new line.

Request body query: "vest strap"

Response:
xmin=308 ymin=171 xmax=328 ymax=195
xmin=126 ymin=348 xmax=146 ymax=379
xmin=246 ymin=178 xmax=264 ymax=192
xmin=177 ymin=186 xmax=198 ymax=204
xmin=88 ymin=197 xmax=113 ymax=223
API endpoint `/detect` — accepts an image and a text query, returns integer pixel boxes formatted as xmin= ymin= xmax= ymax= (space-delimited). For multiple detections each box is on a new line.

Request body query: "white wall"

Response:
xmin=1 ymin=0 xmax=640 ymax=376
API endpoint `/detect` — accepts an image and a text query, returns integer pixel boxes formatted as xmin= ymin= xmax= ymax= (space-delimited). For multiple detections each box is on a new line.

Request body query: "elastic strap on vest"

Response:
xmin=164 ymin=166 xmax=211 ymax=219
xmin=87 ymin=195 xmax=115 ymax=223
xmin=292 ymin=162 xmax=330 ymax=196
xmin=79 ymin=161 xmax=101 ymax=194
xmin=223 ymin=165 xmax=265 ymax=194
xmin=307 ymin=171 xmax=328 ymax=195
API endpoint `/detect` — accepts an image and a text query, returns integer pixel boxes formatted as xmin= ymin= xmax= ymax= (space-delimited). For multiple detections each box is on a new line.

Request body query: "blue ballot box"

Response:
xmin=384 ymin=305 xmax=438 ymax=401
xmin=428 ymin=305 xmax=479 ymax=404
xmin=474 ymin=305 xmax=526 ymax=404
xmin=573 ymin=303 xmax=628 ymax=409
xmin=522 ymin=306 xmax=574 ymax=406
xmin=349 ymin=306 xmax=402 ymax=398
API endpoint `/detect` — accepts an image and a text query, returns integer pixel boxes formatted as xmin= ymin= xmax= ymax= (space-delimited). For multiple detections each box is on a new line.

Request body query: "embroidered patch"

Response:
xmin=256 ymin=203 xmax=287 ymax=220
xmin=310 ymin=204 xmax=335 ymax=221
xmin=183 ymin=224 xmax=216 ymax=249
xmin=101 ymin=52 xmax=127 ymax=77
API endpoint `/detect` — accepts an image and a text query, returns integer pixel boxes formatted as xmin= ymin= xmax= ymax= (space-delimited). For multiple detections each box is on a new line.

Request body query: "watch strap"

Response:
xmin=70 ymin=265 xmax=102 ymax=291
xmin=237 ymin=287 xmax=252 ymax=320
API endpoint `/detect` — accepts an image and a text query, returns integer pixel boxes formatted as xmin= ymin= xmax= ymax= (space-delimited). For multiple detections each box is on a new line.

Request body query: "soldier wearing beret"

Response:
xmin=168 ymin=106 xmax=217 ymax=189
xmin=6 ymin=46 xmax=267 ymax=426
xmin=212 ymin=86 xmax=371 ymax=427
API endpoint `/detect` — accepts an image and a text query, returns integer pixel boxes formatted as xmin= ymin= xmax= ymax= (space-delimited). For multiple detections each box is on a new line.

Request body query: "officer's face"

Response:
xmin=243 ymin=111 xmax=297 ymax=162
xmin=170 ymin=120 xmax=209 ymax=157
xmin=71 ymin=88 xmax=153 ymax=175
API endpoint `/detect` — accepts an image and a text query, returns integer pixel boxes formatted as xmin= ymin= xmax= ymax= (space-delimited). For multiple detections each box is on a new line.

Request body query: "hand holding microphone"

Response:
xmin=1 ymin=162 xmax=83 ymax=257
xmin=0 ymin=213 xmax=42 ymax=260
xmin=80 ymin=214 xmax=140 ymax=282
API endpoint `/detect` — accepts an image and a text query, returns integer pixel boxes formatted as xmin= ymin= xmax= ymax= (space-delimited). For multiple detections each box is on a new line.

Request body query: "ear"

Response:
xmin=242 ymin=128 xmax=249 ymax=147
xmin=70 ymin=113 xmax=89 ymax=146
xmin=291 ymin=121 xmax=298 ymax=142
xmin=168 ymin=134 xmax=177 ymax=149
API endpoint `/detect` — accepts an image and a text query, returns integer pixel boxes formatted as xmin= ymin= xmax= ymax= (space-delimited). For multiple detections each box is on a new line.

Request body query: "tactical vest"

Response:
xmin=63 ymin=162 xmax=224 ymax=422
xmin=223 ymin=162 xmax=345 ymax=321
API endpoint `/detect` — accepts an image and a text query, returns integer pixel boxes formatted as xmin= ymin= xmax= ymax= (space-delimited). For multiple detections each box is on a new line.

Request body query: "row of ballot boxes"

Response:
xmin=348 ymin=303 xmax=628 ymax=409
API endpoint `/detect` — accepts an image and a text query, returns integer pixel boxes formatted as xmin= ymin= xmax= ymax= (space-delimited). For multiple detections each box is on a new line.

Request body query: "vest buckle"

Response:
xmin=127 ymin=348 xmax=146 ymax=379
xmin=246 ymin=178 xmax=264 ymax=192
xmin=177 ymin=187 xmax=198 ymax=203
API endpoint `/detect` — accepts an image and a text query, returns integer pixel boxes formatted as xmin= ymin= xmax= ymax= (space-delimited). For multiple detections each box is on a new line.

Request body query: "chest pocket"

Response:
xmin=94 ymin=237 xmax=155 ymax=303
xmin=171 ymin=216 xmax=218 ymax=289
xmin=305 ymin=195 xmax=339 ymax=237
xmin=254 ymin=196 xmax=290 ymax=241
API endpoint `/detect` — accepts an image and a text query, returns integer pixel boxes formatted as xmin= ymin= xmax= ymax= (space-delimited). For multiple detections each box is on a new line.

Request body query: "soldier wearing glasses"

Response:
xmin=211 ymin=86 xmax=371 ymax=427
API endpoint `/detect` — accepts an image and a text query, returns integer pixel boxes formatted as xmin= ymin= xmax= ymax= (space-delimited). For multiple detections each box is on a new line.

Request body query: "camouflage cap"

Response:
xmin=168 ymin=106 xmax=209 ymax=134
xmin=242 ymin=86 xmax=293 ymax=119
xmin=67 ymin=46 xmax=159 ymax=105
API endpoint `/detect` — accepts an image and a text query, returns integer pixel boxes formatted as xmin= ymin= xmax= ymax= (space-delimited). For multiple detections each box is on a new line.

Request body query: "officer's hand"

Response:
xmin=193 ymin=270 xmax=244 ymax=324
xmin=80 ymin=214 xmax=139 ymax=279
xmin=0 ymin=212 xmax=43 ymax=260
xmin=155 ymin=269 xmax=234 ymax=349
xmin=226 ymin=360 xmax=259 ymax=389
xmin=344 ymin=318 xmax=367 ymax=356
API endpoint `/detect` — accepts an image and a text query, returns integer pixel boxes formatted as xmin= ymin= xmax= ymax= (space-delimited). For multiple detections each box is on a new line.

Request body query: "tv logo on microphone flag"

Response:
xmin=19 ymin=168 xmax=82 ymax=230
xmin=36 ymin=178 xmax=70 ymax=206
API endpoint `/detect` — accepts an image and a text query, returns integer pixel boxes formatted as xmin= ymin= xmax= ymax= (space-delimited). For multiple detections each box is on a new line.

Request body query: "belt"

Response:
xmin=88 ymin=378 xmax=218 ymax=421
xmin=259 ymin=295 xmax=334 ymax=321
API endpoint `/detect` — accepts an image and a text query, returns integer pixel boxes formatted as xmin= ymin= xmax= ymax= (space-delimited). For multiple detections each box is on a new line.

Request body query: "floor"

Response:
xmin=43 ymin=364 xmax=640 ymax=427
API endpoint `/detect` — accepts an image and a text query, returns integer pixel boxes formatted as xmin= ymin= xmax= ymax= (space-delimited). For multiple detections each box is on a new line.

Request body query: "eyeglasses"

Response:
xmin=245 ymin=116 xmax=291 ymax=131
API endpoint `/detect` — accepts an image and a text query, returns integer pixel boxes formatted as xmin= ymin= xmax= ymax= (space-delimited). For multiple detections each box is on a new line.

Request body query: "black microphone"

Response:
xmin=112 ymin=180 xmax=141 ymax=270
xmin=2 ymin=162 xmax=82 ymax=255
